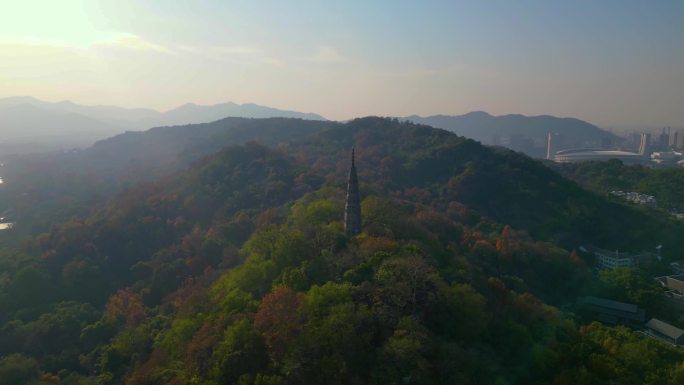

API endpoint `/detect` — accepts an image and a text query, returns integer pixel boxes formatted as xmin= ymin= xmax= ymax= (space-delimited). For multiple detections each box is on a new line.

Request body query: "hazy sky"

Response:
xmin=1 ymin=0 xmax=682 ymax=127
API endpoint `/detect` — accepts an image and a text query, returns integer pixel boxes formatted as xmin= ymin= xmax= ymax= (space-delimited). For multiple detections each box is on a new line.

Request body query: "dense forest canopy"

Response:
xmin=0 ymin=117 xmax=332 ymax=236
xmin=1 ymin=118 xmax=683 ymax=385
xmin=555 ymin=159 xmax=684 ymax=212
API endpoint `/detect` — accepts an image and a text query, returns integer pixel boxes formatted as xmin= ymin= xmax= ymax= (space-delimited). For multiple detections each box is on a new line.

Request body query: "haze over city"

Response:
xmin=1 ymin=0 xmax=683 ymax=128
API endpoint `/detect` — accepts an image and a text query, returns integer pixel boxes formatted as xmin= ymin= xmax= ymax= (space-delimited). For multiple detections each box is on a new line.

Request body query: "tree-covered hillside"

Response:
xmin=0 ymin=117 xmax=332 ymax=236
xmin=555 ymin=159 xmax=684 ymax=212
xmin=288 ymin=118 xmax=683 ymax=251
xmin=0 ymin=118 xmax=683 ymax=385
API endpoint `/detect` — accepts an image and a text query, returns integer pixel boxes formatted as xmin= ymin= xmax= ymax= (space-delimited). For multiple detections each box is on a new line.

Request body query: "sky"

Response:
xmin=0 ymin=0 xmax=682 ymax=128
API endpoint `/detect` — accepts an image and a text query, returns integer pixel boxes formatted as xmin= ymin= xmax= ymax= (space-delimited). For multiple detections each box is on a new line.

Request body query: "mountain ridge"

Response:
xmin=0 ymin=96 xmax=327 ymax=126
xmin=0 ymin=97 xmax=328 ymax=154
xmin=404 ymin=112 xmax=620 ymax=158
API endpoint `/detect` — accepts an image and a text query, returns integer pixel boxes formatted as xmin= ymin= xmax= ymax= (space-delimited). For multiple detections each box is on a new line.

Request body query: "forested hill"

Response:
xmin=87 ymin=117 xmax=332 ymax=181
xmin=3 ymin=117 xmax=677 ymax=249
xmin=553 ymin=159 xmax=684 ymax=212
xmin=0 ymin=118 xmax=333 ymax=234
xmin=286 ymin=117 xmax=682 ymax=250
xmin=1 ymin=118 xmax=684 ymax=384
xmin=405 ymin=112 xmax=620 ymax=158
xmin=58 ymin=117 xmax=331 ymax=182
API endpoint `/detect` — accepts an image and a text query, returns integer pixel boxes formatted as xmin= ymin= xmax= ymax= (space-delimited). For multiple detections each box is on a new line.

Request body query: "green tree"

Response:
xmin=0 ymin=354 xmax=41 ymax=385
xmin=211 ymin=319 xmax=268 ymax=384
xmin=372 ymin=317 xmax=434 ymax=385
xmin=598 ymin=267 xmax=665 ymax=313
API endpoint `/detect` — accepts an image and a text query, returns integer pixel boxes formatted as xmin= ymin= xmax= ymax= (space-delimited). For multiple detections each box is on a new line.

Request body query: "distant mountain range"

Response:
xmin=0 ymin=101 xmax=122 ymax=153
xmin=405 ymin=112 xmax=621 ymax=158
xmin=140 ymin=102 xmax=326 ymax=127
xmin=0 ymin=96 xmax=623 ymax=159
xmin=0 ymin=96 xmax=326 ymax=154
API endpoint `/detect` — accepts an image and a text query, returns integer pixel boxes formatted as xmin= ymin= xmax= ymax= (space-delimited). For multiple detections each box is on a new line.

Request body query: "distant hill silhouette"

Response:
xmin=0 ymin=97 xmax=326 ymax=154
xmin=405 ymin=112 xmax=621 ymax=157
xmin=140 ymin=102 xmax=326 ymax=127
xmin=0 ymin=102 xmax=123 ymax=154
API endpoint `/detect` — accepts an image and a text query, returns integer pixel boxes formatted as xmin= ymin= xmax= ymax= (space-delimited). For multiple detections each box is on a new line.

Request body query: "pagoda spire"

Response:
xmin=344 ymin=148 xmax=362 ymax=236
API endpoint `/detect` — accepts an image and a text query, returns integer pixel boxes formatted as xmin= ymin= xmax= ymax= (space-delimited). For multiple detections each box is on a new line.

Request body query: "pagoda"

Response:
xmin=344 ymin=148 xmax=362 ymax=236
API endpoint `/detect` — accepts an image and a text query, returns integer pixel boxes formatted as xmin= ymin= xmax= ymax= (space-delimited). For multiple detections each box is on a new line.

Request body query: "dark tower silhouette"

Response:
xmin=344 ymin=148 xmax=362 ymax=236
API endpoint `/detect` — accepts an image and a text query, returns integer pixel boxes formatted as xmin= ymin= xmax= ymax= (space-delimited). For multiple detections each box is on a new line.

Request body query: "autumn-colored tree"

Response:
xmin=105 ymin=289 xmax=145 ymax=326
xmin=254 ymin=287 xmax=304 ymax=359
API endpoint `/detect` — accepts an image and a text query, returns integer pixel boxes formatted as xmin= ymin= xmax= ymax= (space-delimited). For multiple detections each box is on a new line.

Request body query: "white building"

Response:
xmin=586 ymin=246 xmax=645 ymax=270
xmin=610 ymin=191 xmax=657 ymax=208
xmin=597 ymin=251 xmax=635 ymax=270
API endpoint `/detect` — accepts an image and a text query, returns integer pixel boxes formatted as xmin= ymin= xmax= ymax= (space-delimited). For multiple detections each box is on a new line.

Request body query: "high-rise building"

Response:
xmin=677 ymin=131 xmax=684 ymax=150
xmin=659 ymin=127 xmax=670 ymax=150
xmin=344 ymin=148 xmax=362 ymax=236
xmin=638 ymin=133 xmax=652 ymax=155
xmin=670 ymin=130 xmax=679 ymax=148
xmin=627 ymin=133 xmax=641 ymax=152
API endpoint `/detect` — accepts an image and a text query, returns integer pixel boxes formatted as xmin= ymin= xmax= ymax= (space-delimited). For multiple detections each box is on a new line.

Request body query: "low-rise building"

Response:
xmin=645 ymin=318 xmax=684 ymax=346
xmin=586 ymin=246 xmax=647 ymax=270
xmin=656 ymin=274 xmax=684 ymax=300
xmin=578 ymin=296 xmax=645 ymax=327
xmin=599 ymin=252 xmax=635 ymax=269
xmin=610 ymin=191 xmax=657 ymax=208
xmin=651 ymin=151 xmax=683 ymax=166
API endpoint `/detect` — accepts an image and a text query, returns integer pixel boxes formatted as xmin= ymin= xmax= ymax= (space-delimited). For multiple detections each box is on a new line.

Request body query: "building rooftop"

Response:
xmin=656 ymin=275 xmax=684 ymax=293
xmin=579 ymin=296 xmax=646 ymax=324
xmin=646 ymin=318 xmax=684 ymax=340
xmin=585 ymin=246 xmax=644 ymax=259
xmin=553 ymin=148 xmax=648 ymax=164
xmin=583 ymin=296 xmax=638 ymax=313
xmin=555 ymin=148 xmax=643 ymax=157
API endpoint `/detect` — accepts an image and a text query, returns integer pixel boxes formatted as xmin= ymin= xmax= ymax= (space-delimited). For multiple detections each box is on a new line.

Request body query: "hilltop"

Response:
xmin=0 ymin=117 xmax=332 ymax=233
xmin=2 ymin=117 xmax=679 ymax=248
